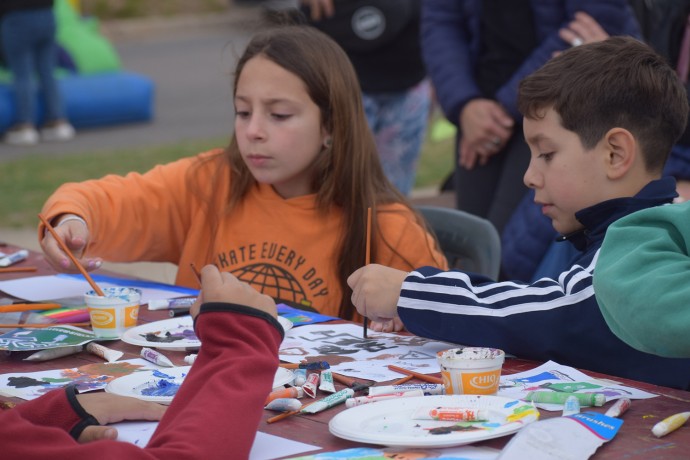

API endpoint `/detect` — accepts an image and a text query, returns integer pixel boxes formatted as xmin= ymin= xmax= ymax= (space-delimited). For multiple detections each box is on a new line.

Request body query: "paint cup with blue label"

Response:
xmin=85 ymin=287 xmax=141 ymax=339
xmin=437 ymin=347 xmax=505 ymax=395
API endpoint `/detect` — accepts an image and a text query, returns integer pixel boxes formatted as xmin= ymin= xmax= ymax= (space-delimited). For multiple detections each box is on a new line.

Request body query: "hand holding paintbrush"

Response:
xmin=38 ymin=214 xmax=103 ymax=275
xmin=38 ymin=214 xmax=105 ymax=296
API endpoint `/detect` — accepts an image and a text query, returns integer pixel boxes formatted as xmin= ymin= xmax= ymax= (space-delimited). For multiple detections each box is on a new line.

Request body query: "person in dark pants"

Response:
xmin=0 ymin=0 xmax=75 ymax=146
xmin=421 ymin=0 xmax=641 ymax=233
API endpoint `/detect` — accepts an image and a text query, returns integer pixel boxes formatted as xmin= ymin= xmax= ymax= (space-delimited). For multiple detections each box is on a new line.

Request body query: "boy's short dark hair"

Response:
xmin=518 ymin=36 xmax=689 ymax=173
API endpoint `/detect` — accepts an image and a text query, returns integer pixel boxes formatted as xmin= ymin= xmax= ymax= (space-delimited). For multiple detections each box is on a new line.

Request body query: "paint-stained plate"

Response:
xmin=121 ymin=316 xmax=293 ymax=350
xmin=106 ymin=366 xmax=294 ymax=405
xmin=329 ymin=395 xmax=539 ymax=447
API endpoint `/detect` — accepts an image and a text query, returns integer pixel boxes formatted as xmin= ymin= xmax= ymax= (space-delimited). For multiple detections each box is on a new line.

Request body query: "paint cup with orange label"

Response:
xmin=437 ymin=347 xmax=505 ymax=395
xmin=84 ymin=287 xmax=141 ymax=339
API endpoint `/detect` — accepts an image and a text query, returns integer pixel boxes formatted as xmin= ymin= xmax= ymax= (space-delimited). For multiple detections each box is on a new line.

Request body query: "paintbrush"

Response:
xmin=387 ymin=364 xmax=443 ymax=384
xmin=0 ymin=266 xmax=37 ymax=274
xmin=363 ymin=206 xmax=372 ymax=339
xmin=38 ymin=214 xmax=105 ymax=297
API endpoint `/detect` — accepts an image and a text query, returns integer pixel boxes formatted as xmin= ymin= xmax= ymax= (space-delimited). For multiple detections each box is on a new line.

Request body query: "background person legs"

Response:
xmin=454 ymin=130 xmax=530 ymax=233
xmin=363 ymin=79 xmax=431 ymax=196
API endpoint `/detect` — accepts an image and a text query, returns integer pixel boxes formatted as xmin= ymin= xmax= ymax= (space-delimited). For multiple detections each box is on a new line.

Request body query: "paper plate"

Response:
xmin=106 ymin=366 xmax=294 ymax=405
xmin=121 ymin=315 xmax=293 ymax=349
xmin=328 ymin=394 xmax=539 ymax=448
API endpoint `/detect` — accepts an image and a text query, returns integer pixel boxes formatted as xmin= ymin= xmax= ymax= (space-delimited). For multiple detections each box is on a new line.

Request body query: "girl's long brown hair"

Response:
xmin=192 ymin=23 xmax=438 ymax=320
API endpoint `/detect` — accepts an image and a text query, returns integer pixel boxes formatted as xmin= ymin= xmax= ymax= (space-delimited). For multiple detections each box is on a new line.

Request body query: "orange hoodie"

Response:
xmin=41 ymin=149 xmax=447 ymax=317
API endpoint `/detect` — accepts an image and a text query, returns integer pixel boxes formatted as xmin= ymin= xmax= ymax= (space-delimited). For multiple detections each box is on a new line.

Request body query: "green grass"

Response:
xmin=0 ymin=131 xmax=454 ymax=229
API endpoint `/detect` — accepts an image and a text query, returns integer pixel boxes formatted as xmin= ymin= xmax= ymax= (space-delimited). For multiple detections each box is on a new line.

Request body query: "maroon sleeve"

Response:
xmin=0 ymin=303 xmax=282 ymax=460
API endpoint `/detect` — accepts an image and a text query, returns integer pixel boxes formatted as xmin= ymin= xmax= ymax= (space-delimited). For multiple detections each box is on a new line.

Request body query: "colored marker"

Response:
xmin=368 ymin=383 xmax=445 ymax=396
xmin=300 ymin=388 xmax=354 ymax=414
xmin=413 ymin=406 xmax=489 ymax=422
xmin=604 ymin=398 xmax=631 ymax=418
xmin=0 ymin=250 xmax=29 ymax=267
xmin=148 ymin=297 xmax=197 ymax=311
xmin=141 ymin=347 xmax=175 ymax=367
xmin=280 ymin=361 xmax=330 ymax=370
xmin=652 ymin=411 xmax=690 ymax=438
xmin=168 ymin=308 xmax=190 ymax=318
xmin=525 ymin=391 xmax=606 ymax=407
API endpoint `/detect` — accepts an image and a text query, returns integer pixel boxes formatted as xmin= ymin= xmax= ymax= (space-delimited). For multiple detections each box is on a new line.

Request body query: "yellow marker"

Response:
xmin=651 ymin=411 xmax=690 ymax=438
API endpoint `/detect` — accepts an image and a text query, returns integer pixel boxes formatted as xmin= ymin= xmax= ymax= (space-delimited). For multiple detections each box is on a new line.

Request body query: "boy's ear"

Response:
xmin=603 ymin=128 xmax=637 ymax=179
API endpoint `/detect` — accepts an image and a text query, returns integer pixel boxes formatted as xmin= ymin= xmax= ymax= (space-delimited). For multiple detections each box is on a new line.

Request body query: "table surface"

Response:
xmin=1 ymin=245 xmax=689 ymax=458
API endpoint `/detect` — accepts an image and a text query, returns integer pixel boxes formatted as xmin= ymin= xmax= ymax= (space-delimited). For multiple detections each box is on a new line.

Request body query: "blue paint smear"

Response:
xmin=141 ymin=379 xmax=180 ymax=397
xmin=151 ymin=370 xmax=175 ymax=379
xmin=504 ymin=400 xmax=520 ymax=408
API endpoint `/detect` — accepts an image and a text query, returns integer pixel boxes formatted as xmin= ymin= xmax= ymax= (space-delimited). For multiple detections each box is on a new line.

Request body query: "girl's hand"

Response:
xmin=40 ymin=215 xmax=102 ymax=272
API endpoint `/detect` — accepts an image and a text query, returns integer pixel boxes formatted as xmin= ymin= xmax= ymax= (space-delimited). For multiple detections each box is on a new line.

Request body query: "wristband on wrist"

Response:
xmin=56 ymin=215 xmax=87 ymax=228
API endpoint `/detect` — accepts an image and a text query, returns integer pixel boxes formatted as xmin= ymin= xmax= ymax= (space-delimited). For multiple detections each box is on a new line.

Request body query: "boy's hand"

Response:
xmin=190 ymin=265 xmax=277 ymax=319
xmin=40 ymin=216 xmax=102 ymax=272
xmin=348 ymin=264 xmax=407 ymax=323
xmin=75 ymin=393 xmax=166 ymax=443
xmin=370 ymin=317 xmax=405 ymax=333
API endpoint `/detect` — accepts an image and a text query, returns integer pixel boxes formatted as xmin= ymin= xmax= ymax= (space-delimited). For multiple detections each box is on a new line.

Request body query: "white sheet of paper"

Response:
xmin=497 ymin=360 xmax=657 ymax=411
xmin=0 ymin=275 xmax=191 ymax=304
xmin=113 ymin=422 xmax=320 ymax=459
xmin=279 ymin=323 xmax=454 ymax=382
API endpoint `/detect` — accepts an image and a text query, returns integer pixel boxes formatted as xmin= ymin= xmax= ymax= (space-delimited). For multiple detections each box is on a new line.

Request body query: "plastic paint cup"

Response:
xmin=437 ymin=347 xmax=505 ymax=395
xmin=85 ymin=287 xmax=141 ymax=339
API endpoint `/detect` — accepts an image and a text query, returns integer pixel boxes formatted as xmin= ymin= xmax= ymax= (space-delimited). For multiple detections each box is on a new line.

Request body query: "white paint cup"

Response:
xmin=437 ymin=347 xmax=505 ymax=395
xmin=84 ymin=287 xmax=141 ymax=339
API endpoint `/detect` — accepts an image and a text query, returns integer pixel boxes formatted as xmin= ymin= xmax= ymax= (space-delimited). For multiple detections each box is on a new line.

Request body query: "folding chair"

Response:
xmin=417 ymin=205 xmax=501 ymax=280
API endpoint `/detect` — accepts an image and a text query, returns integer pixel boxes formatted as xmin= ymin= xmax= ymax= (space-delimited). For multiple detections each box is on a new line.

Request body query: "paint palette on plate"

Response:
xmin=106 ymin=366 xmax=295 ymax=405
xmin=328 ymin=394 xmax=540 ymax=448
xmin=121 ymin=316 xmax=293 ymax=350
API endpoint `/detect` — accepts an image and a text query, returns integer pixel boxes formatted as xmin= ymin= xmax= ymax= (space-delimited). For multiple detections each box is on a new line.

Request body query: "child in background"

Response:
xmin=38 ymin=21 xmax=446 ymax=321
xmin=348 ymin=37 xmax=690 ymax=389
xmin=3 ymin=265 xmax=283 ymax=459
xmin=595 ymin=200 xmax=690 ymax=358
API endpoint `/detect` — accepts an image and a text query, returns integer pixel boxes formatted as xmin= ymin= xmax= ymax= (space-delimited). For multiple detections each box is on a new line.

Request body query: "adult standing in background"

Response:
xmin=300 ymin=0 xmax=429 ymax=196
xmin=421 ymin=0 xmax=641 ymax=233
xmin=0 ymin=0 xmax=75 ymax=146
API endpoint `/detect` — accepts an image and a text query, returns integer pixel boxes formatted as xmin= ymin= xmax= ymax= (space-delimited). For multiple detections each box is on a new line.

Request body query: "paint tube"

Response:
xmin=319 ymin=369 xmax=336 ymax=393
xmin=141 ymin=347 xmax=175 ymax=367
xmin=604 ymin=398 xmax=631 ymax=418
xmin=265 ymin=386 xmax=304 ymax=405
xmin=292 ymin=368 xmax=307 ymax=386
xmin=24 ymin=345 xmax=83 ymax=361
xmin=303 ymin=372 xmax=320 ymax=398
xmin=265 ymin=398 xmax=302 ymax=412
xmin=345 ymin=390 xmax=424 ymax=408
xmin=85 ymin=342 xmax=123 ymax=363
xmin=301 ymin=388 xmax=354 ymax=414
xmin=368 ymin=383 xmax=445 ymax=396
xmin=413 ymin=406 xmax=489 ymax=422
xmin=0 ymin=250 xmax=28 ymax=267
xmin=148 ymin=297 xmax=197 ymax=311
